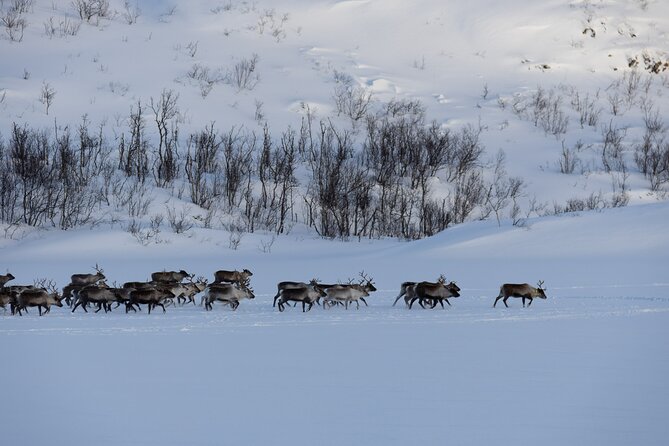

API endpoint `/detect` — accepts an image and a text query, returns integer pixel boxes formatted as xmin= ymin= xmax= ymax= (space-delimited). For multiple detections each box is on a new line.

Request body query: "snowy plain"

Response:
xmin=2 ymin=0 xmax=669 ymax=445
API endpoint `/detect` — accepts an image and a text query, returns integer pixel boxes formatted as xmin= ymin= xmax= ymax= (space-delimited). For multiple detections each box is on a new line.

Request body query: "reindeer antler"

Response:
xmin=437 ymin=274 xmax=447 ymax=284
xmin=44 ymin=279 xmax=58 ymax=294
xmin=94 ymin=263 xmax=104 ymax=274
xmin=537 ymin=280 xmax=545 ymax=290
xmin=240 ymin=277 xmax=252 ymax=290
xmin=359 ymin=270 xmax=374 ymax=284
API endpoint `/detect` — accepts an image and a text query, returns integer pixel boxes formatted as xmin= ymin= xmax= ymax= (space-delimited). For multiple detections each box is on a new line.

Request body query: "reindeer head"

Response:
xmin=359 ymin=271 xmax=376 ymax=292
xmin=536 ymin=280 xmax=547 ymax=299
xmin=94 ymin=263 xmax=106 ymax=280
xmin=240 ymin=278 xmax=255 ymax=298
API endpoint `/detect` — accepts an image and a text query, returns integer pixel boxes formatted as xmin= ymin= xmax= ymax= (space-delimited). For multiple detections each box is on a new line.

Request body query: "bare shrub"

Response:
xmin=558 ymin=140 xmax=582 ymax=174
xmin=332 ymin=70 xmax=373 ymax=122
xmin=43 ymin=16 xmax=81 ymax=38
xmin=186 ymin=63 xmax=224 ymax=98
xmin=185 ymin=124 xmax=223 ymax=209
xmin=122 ymin=0 xmax=140 ymax=25
xmin=571 ymin=91 xmax=601 ymax=128
xmin=228 ymin=54 xmax=260 ymax=92
xmin=481 ymin=151 xmax=525 ymax=225
xmin=1 ymin=8 xmax=27 ymax=42
xmin=223 ymin=219 xmax=245 ymax=249
xmin=600 ymin=121 xmax=627 ymax=172
xmin=72 ymin=0 xmax=110 ymax=23
xmin=166 ymin=205 xmax=193 ymax=234
xmin=635 ymin=128 xmax=669 ymax=191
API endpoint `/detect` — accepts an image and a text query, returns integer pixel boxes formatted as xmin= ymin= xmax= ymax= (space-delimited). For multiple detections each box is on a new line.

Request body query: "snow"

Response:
xmin=3 ymin=203 xmax=669 ymax=445
xmin=2 ymin=0 xmax=669 ymax=444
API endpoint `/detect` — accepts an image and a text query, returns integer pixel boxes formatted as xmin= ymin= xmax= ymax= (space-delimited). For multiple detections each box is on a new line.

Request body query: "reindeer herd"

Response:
xmin=0 ymin=267 xmax=548 ymax=317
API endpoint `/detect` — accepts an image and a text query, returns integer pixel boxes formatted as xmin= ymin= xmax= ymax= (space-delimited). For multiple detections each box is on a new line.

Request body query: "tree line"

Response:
xmin=0 ymin=96 xmax=530 ymax=240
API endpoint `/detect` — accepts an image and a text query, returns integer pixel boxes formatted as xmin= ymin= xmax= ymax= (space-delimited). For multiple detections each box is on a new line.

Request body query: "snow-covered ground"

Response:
xmin=3 ymin=203 xmax=669 ymax=445
xmin=2 ymin=1 xmax=669 ymax=444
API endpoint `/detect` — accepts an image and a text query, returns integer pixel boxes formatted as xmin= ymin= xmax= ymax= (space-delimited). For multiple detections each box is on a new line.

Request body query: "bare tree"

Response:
xmin=39 ymin=82 xmax=56 ymax=115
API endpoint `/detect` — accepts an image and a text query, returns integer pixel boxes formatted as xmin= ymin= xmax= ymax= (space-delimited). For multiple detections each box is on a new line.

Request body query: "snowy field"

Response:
xmin=3 ymin=203 xmax=669 ymax=445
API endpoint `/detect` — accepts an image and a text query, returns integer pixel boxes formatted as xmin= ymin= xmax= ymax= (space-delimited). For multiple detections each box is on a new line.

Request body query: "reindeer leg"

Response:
xmin=392 ymin=293 xmax=405 ymax=307
xmin=360 ymin=297 xmax=368 ymax=306
xmin=503 ymin=297 xmax=509 ymax=308
xmin=527 ymin=297 xmax=533 ymax=307
xmin=494 ymin=295 xmax=503 ymax=307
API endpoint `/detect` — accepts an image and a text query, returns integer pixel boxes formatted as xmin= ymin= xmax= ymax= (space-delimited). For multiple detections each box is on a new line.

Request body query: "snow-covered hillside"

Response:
xmin=2 ymin=1 xmax=669 ymax=445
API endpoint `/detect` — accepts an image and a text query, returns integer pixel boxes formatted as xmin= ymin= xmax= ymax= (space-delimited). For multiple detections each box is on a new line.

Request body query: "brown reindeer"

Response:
xmin=70 ymin=264 xmax=106 ymax=286
xmin=151 ymin=270 xmax=191 ymax=283
xmin=393 ymin=275 xmax=459 ymax=307
xmin=4 ymin=285 xmax=36 ymax=314
xmin=16 ymin=282 xmax=63 ymax=316
xmin=276 ymin=282 xmax=326 ymax=312
xmin=408 ymin=281 xmax=461 ymax=309
xmin=494 ymin=281 xmax=547 ymax=308
xmin=213 ymin=269 xmax=253 ymax=284
xmin=72 ymin=283 xmax=121 ymax=313
xmin=272 ymin=279 xmax=323 ymax=307
xmin=0 ymin=272 xmax=15 ymax=288
xmin=127 ymin=287 xmax=176 ymax=314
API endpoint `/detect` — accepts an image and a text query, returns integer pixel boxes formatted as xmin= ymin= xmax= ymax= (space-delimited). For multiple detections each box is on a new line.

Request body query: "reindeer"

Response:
xmin=394 ymin=275 xmax=460 ymax=308
xmin=0 ymin=272 xmax=15 ymax=288
xmin=272 ymin=279 xmax=323 ymax=307
xmin=181 ymin=277 xmax=208 ymax=305
xmin=4 ymin=285 xmax=35 ymax=314
xmin=0 ymin=289 xmax=13 ymax=313
xmin=494 ymin=281 xmax=547 ymax=308
xmin=408 ymin=281 xmax=461 ymax=309
xmin=70 ymin=264 xmax=106 ymax=286
xmin=122 ymin=281 xmax=157 ymax=290
xmin=72 ymin=283 xmax=121 ymax=313
xmin=213 ymin=269 xmax=253 ymax=285
xmin=150 ymin=270 xmax=191 ymax=283
xmin=127 ymin=288 xmax=176 ymax=314
xmin=203 ymin=281 xmax=254 ymax=311
xmin=16 ymin=282 xmax=63 ymax=316
xmin=322 ymin=272 xmax=376 ymax=309
xmin=276 ymin=282 xmax=326 ymax=312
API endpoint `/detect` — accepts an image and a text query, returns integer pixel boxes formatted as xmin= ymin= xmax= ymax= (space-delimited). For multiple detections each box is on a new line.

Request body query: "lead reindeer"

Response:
xmin=494 ymin=281 xmax=547 ymax=308
xmin=70 ymin=264 xmax=106 ymax=286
